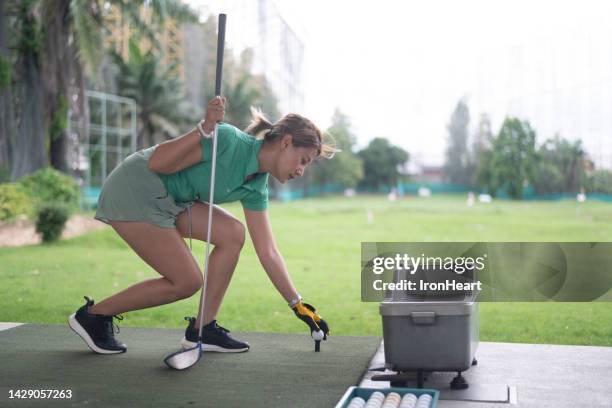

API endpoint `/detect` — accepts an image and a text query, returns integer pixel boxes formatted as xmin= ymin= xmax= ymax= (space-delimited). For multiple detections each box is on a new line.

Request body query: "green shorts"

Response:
xmin=94 ymin=146 xmax=194 ymax=229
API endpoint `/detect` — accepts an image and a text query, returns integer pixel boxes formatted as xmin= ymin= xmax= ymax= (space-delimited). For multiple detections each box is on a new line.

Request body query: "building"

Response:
xmin=181 ymin=22 xmax=210 ymax=110
xmin=193 ymin=0 xmax=306 ymax=114
xmin=102 ymin=0 xmax=306 ymax=117
xmin=473 ymin=21 xmax=612 ymax=170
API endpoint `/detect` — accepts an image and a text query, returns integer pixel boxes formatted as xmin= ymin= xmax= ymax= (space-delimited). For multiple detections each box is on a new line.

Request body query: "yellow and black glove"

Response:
xmin=292 ymin=301 xmax=330 ymax=340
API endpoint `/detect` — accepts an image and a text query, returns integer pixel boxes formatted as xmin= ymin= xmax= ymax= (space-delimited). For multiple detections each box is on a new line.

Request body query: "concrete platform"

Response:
xmin=360 ymin=340 xmax=612 ymax=408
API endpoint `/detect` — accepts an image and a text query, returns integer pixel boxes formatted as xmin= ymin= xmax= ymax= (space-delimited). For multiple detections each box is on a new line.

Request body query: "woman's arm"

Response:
xmin=148 ymin=97 xmax=225 ymax=174
xmin=243 ymin=208 xmax=299 ymax=304
xmin=245 ymin=207 xmax=331 ymax=337
xmin=147 ymin=128 xmax=203 ymax=174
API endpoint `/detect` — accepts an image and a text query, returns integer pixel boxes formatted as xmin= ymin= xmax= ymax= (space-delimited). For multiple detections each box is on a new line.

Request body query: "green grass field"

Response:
xmin=1 ymin=195 xmax=611 ymax=346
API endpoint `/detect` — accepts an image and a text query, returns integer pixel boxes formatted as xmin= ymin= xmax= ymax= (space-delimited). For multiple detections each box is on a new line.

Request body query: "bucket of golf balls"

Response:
xmin=335 ymin=387 xmax=439 ymax=408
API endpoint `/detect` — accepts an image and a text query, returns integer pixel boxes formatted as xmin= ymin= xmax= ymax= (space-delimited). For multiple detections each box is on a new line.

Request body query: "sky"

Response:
xmin=189 ymin=0 xmax=612 ymax=167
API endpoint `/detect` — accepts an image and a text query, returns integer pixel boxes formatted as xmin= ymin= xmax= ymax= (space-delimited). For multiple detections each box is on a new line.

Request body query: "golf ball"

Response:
xmin=399 ymin=393 xmax=417 ymax=408
xmin=364 ymin=399 xmax=382 ymax=408
xmin=415 ymin=394 xmax=432 ymax=408
xmin=312 ymin=330 xmax=325 ymax=341
xmin=370 ymin=392 xmax=385 ymax=399
xmin=347 ymin=396 xmax=366 ymax=408
xmin=365 ymin=392 xmax=384 ymax=408
xmin=400 ymin=394 xmax=416 ymax=401
xmin=365 ymin=401 xmax=382 ymax=408
xmin=382 ymin=392 xmax=401 ymax=408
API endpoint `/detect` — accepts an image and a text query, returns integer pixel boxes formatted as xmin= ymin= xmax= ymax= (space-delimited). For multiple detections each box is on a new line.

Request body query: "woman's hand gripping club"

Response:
xmin=200 ymin=96 xmax=226 ymax=136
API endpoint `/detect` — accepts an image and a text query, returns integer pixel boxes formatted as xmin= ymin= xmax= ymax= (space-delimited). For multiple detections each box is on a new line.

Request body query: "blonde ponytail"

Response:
xmin=244 ymin=107 xmax=273 ymax=139
xmin=319 ymin=131 xmax=340 ymax=159
xmin=244 ymin=107 xmax=339 ymax=159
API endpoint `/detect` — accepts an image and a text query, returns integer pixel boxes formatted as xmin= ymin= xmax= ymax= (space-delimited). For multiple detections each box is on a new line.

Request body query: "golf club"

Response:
xmin=164 ymin=12 xmax=226 ymax=370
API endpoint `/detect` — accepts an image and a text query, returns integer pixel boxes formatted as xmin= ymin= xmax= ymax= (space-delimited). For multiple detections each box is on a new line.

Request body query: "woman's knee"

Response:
xmin=223 ymin=220 xmax=245 ymax=249
xmin=173 ymin=273 xmax=203 ymax=299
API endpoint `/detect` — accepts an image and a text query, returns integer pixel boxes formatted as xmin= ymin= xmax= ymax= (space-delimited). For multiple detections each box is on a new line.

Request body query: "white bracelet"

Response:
xmin=288 ymin=294 xmax=302 ymax=308
xmin=197 ymin=120 xmax=213 ymax=139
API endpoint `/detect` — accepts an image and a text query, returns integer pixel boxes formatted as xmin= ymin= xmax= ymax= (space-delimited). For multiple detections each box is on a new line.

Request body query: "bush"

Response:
xmin=35 ymin=203 xmax=69 ymax=243
xmin=533 ymin=161 xmax=565 ymax=195
xmin=0 ymin=183 xmax=33 ymax=222
xmin=19 ymin=167 xmax=79 ymax=209
xmin=586 ymin=170 xmax=612 ymax=194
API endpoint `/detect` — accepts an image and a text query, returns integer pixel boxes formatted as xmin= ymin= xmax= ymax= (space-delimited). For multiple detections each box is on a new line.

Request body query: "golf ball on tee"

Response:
xmin=312 ymin=330 xmax=325 ymax=341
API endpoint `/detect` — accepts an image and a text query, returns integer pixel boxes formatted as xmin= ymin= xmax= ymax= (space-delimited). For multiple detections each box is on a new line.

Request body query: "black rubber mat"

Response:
xmin=0 ymin=324 xmax=380 ymax=407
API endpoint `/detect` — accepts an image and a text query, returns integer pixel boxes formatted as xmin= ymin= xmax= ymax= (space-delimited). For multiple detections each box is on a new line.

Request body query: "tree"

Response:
xmin=311 ymin=109 xmax=363 ymax=189
xmin=358 ymin=138 xmax=409 ymax=190
xmin=533 ymin=136 xmax=587 ymax=194
xmin=473 ymin=113 xmax=493 ymax=155
xmin=490 ymin=117 xmax=537 ymax=199
xmin=586 ymin=169 xmax=612 ymax=194
xmin=0 ymin=0 xmax=16 ymax=181
xmin=39 ymin=0 xmax=90 ymax=174
xmin=39 ymin=0 xmax=197 ymax=172
xmin=1 ymin=0 xmax=197 ymax=179
xmin=472 ymin=113 xmax=495 ymax=193
xmin=444 ymin=98 xmax=472 ymax=185
xmin=474 ymin=149 xmax=496 ymax=195
xmin=10 ymin=0 xmax=47 ymax=181
xmin=112 ymin=39 xmax=191 ymax=149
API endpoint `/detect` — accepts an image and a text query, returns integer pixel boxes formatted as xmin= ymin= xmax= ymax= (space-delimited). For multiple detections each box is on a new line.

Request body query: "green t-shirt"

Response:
xmin=157 ymin=123 xmax=269 ymax=211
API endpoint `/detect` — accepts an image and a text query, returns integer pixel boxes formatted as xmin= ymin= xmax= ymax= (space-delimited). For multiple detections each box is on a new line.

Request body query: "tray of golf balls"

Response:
xmin=335 ymin=387 xmax=439 ymax=408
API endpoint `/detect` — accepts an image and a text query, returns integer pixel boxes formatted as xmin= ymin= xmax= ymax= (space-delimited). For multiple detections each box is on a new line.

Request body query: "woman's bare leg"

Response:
xmin=174 ymin=202 xmax=245 ymax=327
xmin=89 ymin=221 xmax=203 ymax=316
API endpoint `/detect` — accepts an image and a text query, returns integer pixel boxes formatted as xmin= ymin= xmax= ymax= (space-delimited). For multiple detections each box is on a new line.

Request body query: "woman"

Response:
xmin=68 ymin=96 xmax=333 ymax=354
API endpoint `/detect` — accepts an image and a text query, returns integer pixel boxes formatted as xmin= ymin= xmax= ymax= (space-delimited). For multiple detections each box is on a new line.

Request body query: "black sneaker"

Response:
xmin=181 ymin=317 xmax=249 ymax=353
xmin=68 ymin=296 xmax=127 ymax=354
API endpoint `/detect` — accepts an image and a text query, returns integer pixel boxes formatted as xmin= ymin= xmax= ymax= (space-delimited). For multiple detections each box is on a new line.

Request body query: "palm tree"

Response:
xmin=1 ymin=0 xmax=197 ymax=179
xmin=7 ymin=0 xmax=47 ymax=181
xmin=38 ymin=0 xmax=196 ymax=171
xmin=0 ymin=0 xmax=15 ymax=181
xmin=113 ymin=38 xmax=191 ymax=149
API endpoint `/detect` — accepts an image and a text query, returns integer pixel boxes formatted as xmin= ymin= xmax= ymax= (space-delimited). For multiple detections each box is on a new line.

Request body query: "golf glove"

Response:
xmin=292 ymin=301 xmax=330 ymax=340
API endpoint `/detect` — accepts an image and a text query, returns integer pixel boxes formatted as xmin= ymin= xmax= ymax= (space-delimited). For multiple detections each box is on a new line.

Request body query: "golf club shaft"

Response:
xmin=215 ymin=14 xmax=226 ymax=96
xmin=197 ymin=13 xmax=226 ymax=342
xmin=197 ymin=124 xmax=218 ymax=341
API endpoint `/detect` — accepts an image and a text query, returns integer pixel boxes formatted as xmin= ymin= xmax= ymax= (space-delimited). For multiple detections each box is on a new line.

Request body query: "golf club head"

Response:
xmin=164 ymin=343 xmax=202 ymax=370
